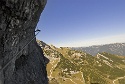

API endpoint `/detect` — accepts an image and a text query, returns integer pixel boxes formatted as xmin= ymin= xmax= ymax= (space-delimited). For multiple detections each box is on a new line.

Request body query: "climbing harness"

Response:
xmin=0 ymin=28 xmax=41 ymax=73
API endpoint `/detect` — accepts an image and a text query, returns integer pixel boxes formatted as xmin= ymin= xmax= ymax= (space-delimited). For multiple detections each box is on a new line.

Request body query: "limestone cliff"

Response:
xmin=0 ymin=0 xmax=48 ymax=84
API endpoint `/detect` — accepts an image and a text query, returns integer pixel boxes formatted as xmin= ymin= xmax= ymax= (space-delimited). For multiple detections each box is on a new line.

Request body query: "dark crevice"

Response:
xmin=15 ymin=54 xmax=28 ymax=70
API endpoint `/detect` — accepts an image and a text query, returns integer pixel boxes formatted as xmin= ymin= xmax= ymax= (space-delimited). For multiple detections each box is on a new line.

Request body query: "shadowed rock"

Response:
xmin=0 ymin=0 xmax=48 ymax=84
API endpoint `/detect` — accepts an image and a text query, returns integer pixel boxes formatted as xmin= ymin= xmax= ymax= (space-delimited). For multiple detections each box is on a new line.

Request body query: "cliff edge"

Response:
xmin=0 ymin=0 xmax=48 ymax=84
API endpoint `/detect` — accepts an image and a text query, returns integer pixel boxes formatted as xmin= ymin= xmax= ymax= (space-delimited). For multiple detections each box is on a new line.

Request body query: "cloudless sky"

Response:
xmin=37 ymin=0 xmax=125 ymax=47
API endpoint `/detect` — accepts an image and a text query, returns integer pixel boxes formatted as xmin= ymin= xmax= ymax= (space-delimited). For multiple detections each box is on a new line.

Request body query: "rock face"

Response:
xmin=0 ymin=0 xmax=48 ymax=84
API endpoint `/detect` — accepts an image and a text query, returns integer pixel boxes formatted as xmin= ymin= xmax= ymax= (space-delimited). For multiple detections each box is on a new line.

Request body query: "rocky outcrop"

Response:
xmin=0 ymin=0 xmax=48 ymax=84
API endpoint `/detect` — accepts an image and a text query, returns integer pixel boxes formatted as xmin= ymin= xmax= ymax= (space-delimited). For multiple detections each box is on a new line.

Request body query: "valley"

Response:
xmin=37 ymin=40 xmax=125 ymax=84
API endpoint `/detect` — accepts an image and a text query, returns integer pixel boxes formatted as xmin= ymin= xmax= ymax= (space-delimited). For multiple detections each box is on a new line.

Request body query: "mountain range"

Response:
xmin=37 ymin=39 xmax=125 ymax=84
xmin=72 ymin=43 xmax=125 ymax=56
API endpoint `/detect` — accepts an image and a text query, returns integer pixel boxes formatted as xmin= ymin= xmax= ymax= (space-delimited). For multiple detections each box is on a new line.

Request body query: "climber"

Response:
xmin=35 ymin=27 xmax=41 ymax=32
xmin=35 ymin=29 xmax=41 ymax=32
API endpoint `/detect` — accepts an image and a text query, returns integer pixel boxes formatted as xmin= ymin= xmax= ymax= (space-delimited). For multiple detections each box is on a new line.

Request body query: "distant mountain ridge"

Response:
xmin=36 ymin=39 xmax=125 ymax=84
xmin=72 ymin=43 xmax=125 ymax=56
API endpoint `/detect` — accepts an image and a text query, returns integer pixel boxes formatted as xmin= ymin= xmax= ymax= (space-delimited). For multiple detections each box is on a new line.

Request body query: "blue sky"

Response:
xmin=37 ymin=0 xmax=125 ymax=47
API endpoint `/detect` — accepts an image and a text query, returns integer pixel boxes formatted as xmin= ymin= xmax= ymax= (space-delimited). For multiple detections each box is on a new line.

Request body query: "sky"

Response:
xmin=37 ymin=0 xmax=125 ymax=47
